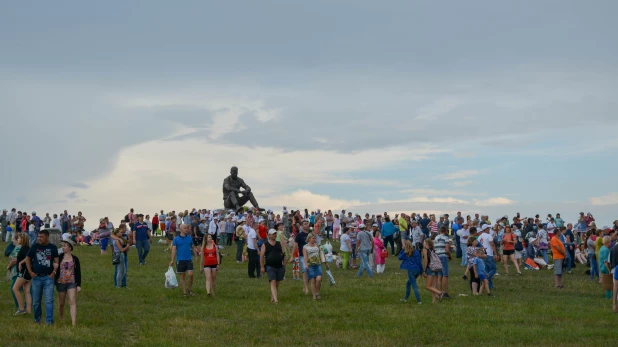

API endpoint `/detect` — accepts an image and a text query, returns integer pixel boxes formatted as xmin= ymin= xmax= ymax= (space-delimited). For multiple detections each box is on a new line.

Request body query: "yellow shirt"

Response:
xmin=398 ymin=217 xmax=408 ymax=232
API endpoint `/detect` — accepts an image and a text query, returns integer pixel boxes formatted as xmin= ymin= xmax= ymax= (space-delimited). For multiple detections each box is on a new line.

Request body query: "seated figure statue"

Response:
xmin=223 ymin=166 xmax=264 ymax=212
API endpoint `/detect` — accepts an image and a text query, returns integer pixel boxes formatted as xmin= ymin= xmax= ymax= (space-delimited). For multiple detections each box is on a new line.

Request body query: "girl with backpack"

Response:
xmin=422 ymin=239 xmax=445 ymax=303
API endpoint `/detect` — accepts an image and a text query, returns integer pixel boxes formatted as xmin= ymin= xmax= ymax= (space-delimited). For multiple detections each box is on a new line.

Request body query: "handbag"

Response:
xmin=381 ymin=248 xmax=389 ymax=259
xmin=112 ymin=251 xmax=121 ymax=265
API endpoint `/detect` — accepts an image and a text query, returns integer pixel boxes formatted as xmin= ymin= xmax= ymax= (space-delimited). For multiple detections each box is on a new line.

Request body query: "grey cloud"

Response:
xmin=66 ymin=191 xmax=79 ymax=199
xmin=69 ymin=182 xmax=90 ymax=189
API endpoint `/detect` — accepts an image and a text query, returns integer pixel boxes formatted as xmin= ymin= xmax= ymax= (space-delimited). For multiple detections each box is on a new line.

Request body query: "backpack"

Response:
xmin=124 ymin=214 xmax=130 ymax=223
xmin=428 ymin=249 xmax=442 ymax=272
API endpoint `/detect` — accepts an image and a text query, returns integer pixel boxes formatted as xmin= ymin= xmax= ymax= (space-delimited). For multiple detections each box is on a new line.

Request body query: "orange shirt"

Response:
xmin=203 ymin=245 xmax=218 ymax=266
xmin=550 ymin=236 xmax=565 ymax=260
xmin=502 ymin=233 xmax=515 ymax=251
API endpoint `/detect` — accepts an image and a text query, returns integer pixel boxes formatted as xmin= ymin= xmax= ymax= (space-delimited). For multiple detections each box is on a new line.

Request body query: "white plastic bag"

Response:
xmin=165 ymin=266 xmax=178 ymax=289
xmin=324 ymin=240 xmax=333 ymax=254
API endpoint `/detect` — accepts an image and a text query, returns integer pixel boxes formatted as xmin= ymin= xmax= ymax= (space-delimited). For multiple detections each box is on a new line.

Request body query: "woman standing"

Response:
xmin=261 ymin=229 xmax=286 ymax=303
xmin=587 ymin=230 xmax=599 ymax=281
xmin=7 ymin=234 xmax=22 ymax=313
xmin=428 ymin=215 xmax=438 ymax=237
xmin=421 ymin=239 xmax=444 ymax=303
xmin=303 ymin=233 xmax=323 ymax=300
xmin=399 ymin=240 xmax=422 ymax=304
xmin=501 ymin=226 xmax=521 ymax=275
xmin=165 ymin=216 xmax=177 ymax=252
xmin=340 ymin=227 xmax=352 ymax=269
xmin=599 ymin=236 xmax=612 ymax=299
xmin=374 ymin=229 xmax=386 ymax=274
xmin=12 ymin=233 xmax=31 ymax=315
xmin=200 ymin=234 xmax=220 ymax=296
xmin=55 ymin=240 xmax=81 ymax=325
xmin=333 ymin=214 xmax=341 ymax=240
xmin=112 ymin=227 xmax=129 ymax=288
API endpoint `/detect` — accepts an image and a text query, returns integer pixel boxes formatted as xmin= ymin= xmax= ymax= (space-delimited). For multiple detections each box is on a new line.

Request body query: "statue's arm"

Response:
xmin=223 ymin=178 xmax=238 ymax=192
xmin=239 ymin=178 xmax=251 ymax=192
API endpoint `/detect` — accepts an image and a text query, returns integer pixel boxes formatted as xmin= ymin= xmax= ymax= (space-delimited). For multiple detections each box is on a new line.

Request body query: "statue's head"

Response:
xmin=230 ymin=166 xmax=238 ymax=178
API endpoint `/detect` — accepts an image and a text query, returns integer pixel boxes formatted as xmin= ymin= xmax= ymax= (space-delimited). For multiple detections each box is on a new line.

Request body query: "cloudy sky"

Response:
xmin=1 ymin=0 xmax=617 ymax=228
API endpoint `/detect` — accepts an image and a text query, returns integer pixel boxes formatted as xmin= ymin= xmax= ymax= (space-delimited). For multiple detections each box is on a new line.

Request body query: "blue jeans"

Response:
xmin=589 ymin=253 xmax=599 ymax=279
xmin=383 ymin=235 xmax=395 ymax=255
xmin=32 ymin=275 xmax=55 ymax=324
xmin=136 ymin=240 xmax=151 ymax=264
xmin=114 ymin=253 xmax=128 ymax=287
xmin=461 ymin=243 xmax=468 ymax=266
xmin=484 ymin=257 xmax=497 ymax=289
xmin=61 ymin=222 xmax=68 ymax=233
xmin=405 ymin=270 xmax=421 ymax=302
xmin=540 ymin=249 xmax=548 ymax=264
xmin=357 ymin=250 xmax=374 ymax=278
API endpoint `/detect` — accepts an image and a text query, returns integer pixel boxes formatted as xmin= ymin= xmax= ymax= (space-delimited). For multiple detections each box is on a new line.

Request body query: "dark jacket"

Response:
xmin=54 ymin=253 xmax=82 ymax=287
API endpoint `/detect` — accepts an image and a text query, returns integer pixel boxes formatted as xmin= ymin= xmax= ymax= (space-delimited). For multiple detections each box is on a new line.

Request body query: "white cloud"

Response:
xmin=400 ymin=188 xmax=482 ymax=197
xmin=451 ymin=181 xmax=473 ymax=187
xmin=262 ymin=189 xmax=362 ymax=211
xmin=378 ymin=197 xmax=470 ymax=205
xmin=473 ymin=197 xmax=515 ymax=207
xmin=590 ymin=193 xmax=618 ymax=206
xmin=437 ymin=170 xmax=479 ymax=180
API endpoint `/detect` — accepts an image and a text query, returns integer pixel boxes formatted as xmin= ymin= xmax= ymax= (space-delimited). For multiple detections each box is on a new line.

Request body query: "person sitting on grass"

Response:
xmin=550 ymin=228 xmax=566 ymax=289
xmin=169 ymin=224 xmax=198 ymax=297
xmin=473 ymin=248 xmax=494 ymax=297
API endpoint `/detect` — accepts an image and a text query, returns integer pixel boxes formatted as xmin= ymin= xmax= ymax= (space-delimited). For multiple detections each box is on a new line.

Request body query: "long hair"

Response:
xmin=402 ymin=239 xmax=415 ymax=256
xmin=19 ymin=232 xmax=30 ymax=247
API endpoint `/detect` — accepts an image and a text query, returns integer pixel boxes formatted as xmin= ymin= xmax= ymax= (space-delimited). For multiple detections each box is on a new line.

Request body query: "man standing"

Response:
xmin=26 ymin=230 xmax=59 ymax=324
xmin=356 ymin=224 xmax=374 ymax=278
xmin=1 ymin=209 xmax=8 ymax=242
xmin=60 ymin=211 xmax=69 ymax=233
xmin=419 ymin=213 xmax=431 ymax=238
xmin=246 ymin=221 xmax=260 ymax=278
xmin=132 ymin=214 xmax=152 ymax=265
xmin=169 ymin=224 xmax=198 ymax=296
xmin=325 ymin=210 xmax=334 ymax=240
xmin=128 ymin=208 xmax=136 ymax=231
xmin=224 ymin=216 xmax=235 ymax=247
xmin=290 ymin=221 xmax=311 ymax=293
xmin=43 ymin=213 xmax=51 ymax=229
xmin=478 ymin=224 xmax=498 ymax=290
xmin=551 ymin=228 xmax=566 ymax=288
xmin=434 ymin=226 xmax=452 ymax=298
xmin=209 ymin=216 xmax=220 ymax=244
xmin=31 ymin=212 xmax=43 ymax=233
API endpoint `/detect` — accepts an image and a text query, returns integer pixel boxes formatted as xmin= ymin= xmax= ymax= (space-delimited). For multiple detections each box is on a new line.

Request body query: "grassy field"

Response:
xmin=1 ymin=238 xmax=616 ymax=346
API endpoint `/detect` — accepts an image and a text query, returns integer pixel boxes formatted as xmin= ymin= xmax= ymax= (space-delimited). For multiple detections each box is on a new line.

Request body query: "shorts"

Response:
xmin=514 ymin=250 xmax=522 ymax=259
xmin=299 ymin=256 xmax=306 ymax=273
xmin=266 ymin=266 xmax=285 ymax=282
xmin=176 ymin=260 xmax=194 ymax=273
xmin=17 ymin=268 xmax=32 ymax=281
xmin=307 ymin=264 xmax=322 ymax=280
xmin=554 ymin=260 xmax=563 ymax=276
xmin=503 ymin=250 xmax=515 ymax=256
xmin=614 ymin=266 xmax=618 ymax=281
xmin=478 ymin=273 xmax=487 ymax=281
xmin=100 ymin=237 xmax=109 ymax=251
xmin=292 ymin=257 xmax=299 ymax=272
xmin=426 ymin=268 xmax=438 ymax=276
xmin=160 ymin=223 xmax=166 ymax=231
xmin=56 ymin=282 xmax=77 ymax=292
xmin=203 ymin=264 xmax=218 ymax=270
xmin=438 ymin=255 xmax=449 ymax=277
xmin=166 ymin=233 xmax=174 ymax=241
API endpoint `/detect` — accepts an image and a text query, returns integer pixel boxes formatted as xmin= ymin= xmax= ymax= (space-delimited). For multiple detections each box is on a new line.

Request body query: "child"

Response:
xmin=288 ymin=234 xmax=300 ymax=280
xmin=473 ymin=249 xmax=494 ymax=296
xmin=462 ymin=237 xmax=479 ymax=280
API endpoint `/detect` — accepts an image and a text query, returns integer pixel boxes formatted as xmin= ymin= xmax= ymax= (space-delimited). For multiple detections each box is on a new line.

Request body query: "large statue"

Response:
xmin=223 ymin=166 xmax=264 ymax=212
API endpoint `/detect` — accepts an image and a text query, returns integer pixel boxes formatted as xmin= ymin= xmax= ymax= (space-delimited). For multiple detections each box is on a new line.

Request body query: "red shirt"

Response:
xmin=152 ymin=215 xmax=159 ymax=225
xmin=203 ymin=245 xmax=218 ymax=266
xmin=258 ymin=225 xmax=267 ymax=239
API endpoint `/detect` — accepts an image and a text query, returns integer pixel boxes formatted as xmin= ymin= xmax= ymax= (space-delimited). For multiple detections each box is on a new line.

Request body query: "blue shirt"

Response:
xmin=398 ymin=249 xmax=422 ymax=272
xmin=419 ymin=218 xmax=431 ymax=233
xmin=474 ymin=257 xmax=486 ymax=274
xmin=32 ymin=215 xmax=43 ymax=228
xmin=381 ymin=222 xmax=397 ymax=237
xmin=133 ymin=221 xmax=149 ymax=241
xmin=172 ymin=235 xmax=194 ymax=261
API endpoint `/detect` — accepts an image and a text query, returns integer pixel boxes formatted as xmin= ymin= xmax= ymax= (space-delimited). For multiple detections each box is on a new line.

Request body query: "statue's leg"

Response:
xmin=237 ymin=194 xmax=250 ymax=207
xmin=224 ymin=196 xmax=234 ymax=209
xmin=246 ymin=192 xmax=264 ymax=211
xmin=229 ymin=194 xmax=242 ymax=209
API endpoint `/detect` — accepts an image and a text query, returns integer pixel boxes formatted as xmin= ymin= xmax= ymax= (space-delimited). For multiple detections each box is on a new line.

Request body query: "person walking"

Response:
xmin=246 ymin=221 xmax=260 ymax=278
xmin=261 ymin=229 xmax=286 ymax=303
xmin=373 ymin=228 xmax=386 ymax=274
xmin=434 ymin=226 xmax=451 ymax=298
xmin=12 ymin=233 xmax=32 ymax=315
xmin=200 ymin=234 xmax=219 ymax=296
xmin=381 ymin=216 xmax=398 ymax=256
xmin=133 ymin=214 xmax=152 ymax=265
xmin=340 ymin=227 xmax=352 ymax=269
xmin=356 ymin=224 xmax=374 ymax=278
xmin=25 ymin=230 xmax=59 ymax=325
xmin=112 ymin=227 xmax=130 ymax=288
xmin=399 ymin=240 xmax=422 ymax=304
xmin=421 ymin=239 xmax=444 ymax=303
xmin=55 ymin=240 xmax=81 ymax=325
xmin=303 ymin=233 xmax=323 ymax=300
xmin=478 ymin=224 xmax=498 ymax=290
xmin=290 ymin=221 xmax=311 ymax=294
xmin=235 ymin=219 xmax=246 ymax=263
xmin=170 ymin=224 xmax=198 ymax=297
xmin=7 ymin=234 xmax=22 ymax=312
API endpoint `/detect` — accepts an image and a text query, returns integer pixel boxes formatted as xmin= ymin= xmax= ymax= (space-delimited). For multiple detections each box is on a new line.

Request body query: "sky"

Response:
xmin=1 ymin=0 xmax=617 ymax=229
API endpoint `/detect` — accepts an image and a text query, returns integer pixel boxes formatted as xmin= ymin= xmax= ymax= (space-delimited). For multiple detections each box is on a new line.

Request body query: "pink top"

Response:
xmin=374 ymin=237 xmax=386 ymax=265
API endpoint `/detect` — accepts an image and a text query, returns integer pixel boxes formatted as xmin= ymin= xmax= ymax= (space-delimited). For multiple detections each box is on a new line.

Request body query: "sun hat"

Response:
xmin=62 ymin=239 xmax=75 ymax=250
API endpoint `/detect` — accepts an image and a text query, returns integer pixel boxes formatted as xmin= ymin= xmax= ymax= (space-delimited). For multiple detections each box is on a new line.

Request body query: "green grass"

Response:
xmin=2 ymin=239 xmax=616 ymax=346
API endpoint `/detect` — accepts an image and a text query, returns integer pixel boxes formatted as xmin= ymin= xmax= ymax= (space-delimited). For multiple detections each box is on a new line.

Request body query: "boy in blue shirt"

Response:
xmin=473 ymin=249 xmax=494 ymax=297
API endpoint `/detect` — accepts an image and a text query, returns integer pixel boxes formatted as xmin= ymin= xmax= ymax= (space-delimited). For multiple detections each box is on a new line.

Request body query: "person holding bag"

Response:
xmin=111 ymin=227 xmax=129 ymax=288
xmin=261 ymin=229 xmax=286 ymax=303
xmin=373 ymin=227 xmax=386 ymax=274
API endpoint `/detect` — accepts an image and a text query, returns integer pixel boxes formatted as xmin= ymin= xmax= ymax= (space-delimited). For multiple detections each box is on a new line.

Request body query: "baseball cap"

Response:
xmin=358 ymin=224 xmax=366 ymax=229
xmin=372 ymin=223 xmax=378 ymax=227
xmin=481 ymin=224 xmax=491 ymax=231
xmin=268 ymin=229 xmax=277 ymax=235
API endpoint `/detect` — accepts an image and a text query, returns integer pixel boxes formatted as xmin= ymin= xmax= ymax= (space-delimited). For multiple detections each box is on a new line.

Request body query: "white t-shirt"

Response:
xmin=246 ymin=228 xmax=257 ymax=250
xmin=340 ymin=233 xmax=351 ymax=252
xmin=478 ymin=233 xmax=494 ymax=256
xmin=62 ymin=232 xmax=72 ymax=241
xmin=52 ymin=218 xmax=61 ymax=229
xmin=546 ymin=222 xmax=555 ymax=233
xmin=457 ymin=228 xmax=470 ymax=244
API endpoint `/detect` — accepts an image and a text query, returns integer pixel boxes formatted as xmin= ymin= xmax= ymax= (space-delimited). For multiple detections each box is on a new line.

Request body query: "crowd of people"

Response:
xmin=3 ymin=206 xmax=618 ymax=326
